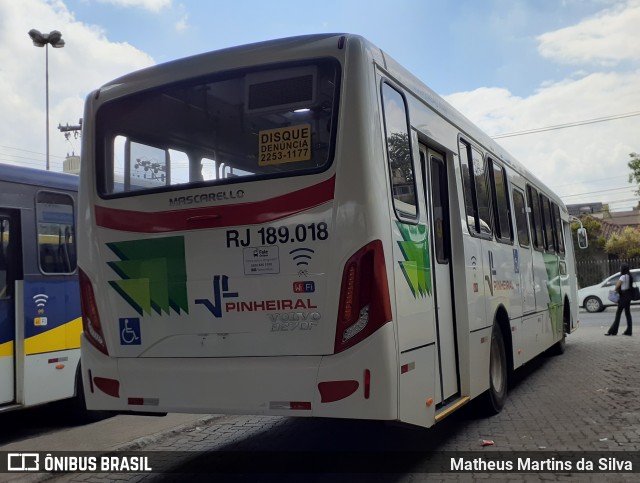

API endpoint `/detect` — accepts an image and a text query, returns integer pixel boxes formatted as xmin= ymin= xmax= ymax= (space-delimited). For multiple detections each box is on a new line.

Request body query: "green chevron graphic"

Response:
xmin=396 ymin=221 xmax=432 ymax=298
xmin=107 ymin=236 xmax=188 ymax=316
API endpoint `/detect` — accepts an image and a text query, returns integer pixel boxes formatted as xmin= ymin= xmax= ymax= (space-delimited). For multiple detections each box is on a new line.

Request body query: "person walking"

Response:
xmin=606 ymin=264 xmax=633 ymax=336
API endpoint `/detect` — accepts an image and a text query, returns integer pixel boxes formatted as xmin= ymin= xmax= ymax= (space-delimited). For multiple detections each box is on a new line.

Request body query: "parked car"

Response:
xmin=578 ymin=269 xmax=640 ymax=313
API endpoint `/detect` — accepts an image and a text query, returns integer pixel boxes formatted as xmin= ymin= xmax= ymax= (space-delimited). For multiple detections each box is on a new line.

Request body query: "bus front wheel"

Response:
xmin=480 ymin=322 xmax=508 ymax=415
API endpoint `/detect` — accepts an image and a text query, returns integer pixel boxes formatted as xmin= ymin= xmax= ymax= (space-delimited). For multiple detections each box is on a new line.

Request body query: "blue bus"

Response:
xmin=0 ymin=163 xmax=83 ymax=413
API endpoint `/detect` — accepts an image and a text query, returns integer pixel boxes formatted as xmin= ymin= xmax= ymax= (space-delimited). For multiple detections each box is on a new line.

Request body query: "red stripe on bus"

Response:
xmin=95 ymin=176 xmax=335 ymax=233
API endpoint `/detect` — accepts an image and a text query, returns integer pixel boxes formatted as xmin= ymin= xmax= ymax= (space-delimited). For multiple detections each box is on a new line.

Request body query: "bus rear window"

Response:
xmin=96 ymin=60 xmax=340 ymax=196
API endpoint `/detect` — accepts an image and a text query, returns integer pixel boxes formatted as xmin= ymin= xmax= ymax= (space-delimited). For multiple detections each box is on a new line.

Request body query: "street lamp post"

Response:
xmin=28 ymin=29 xmax=65 ymax=171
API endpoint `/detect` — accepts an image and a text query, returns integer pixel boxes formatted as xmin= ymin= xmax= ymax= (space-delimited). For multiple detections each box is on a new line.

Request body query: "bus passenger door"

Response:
xmin=0 ymin=212 xmax=17 ymax=405
xmin=420 ymin=146 xmax=459 ymax=403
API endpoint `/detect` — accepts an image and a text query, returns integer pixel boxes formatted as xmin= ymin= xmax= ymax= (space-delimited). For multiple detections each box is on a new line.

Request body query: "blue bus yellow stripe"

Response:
xmin=24 ymin=317 xmax=82 ymax=355
xmin=0 ymin=340 xmax=14 ymax=357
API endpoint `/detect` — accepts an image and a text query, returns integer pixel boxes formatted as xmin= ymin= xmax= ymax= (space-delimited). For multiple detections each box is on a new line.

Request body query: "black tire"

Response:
xmin=549 ymin=303 xmax=569 ymax=356
xmin=549 ymin=333 xmax=566 ymax=355
xmin=584 ymin=296 xmax=604 ymax=313
xmin=65 ymin=364 xmax=107 ymax=424
xmin=480 ymin=322 xmax=508 ymax=415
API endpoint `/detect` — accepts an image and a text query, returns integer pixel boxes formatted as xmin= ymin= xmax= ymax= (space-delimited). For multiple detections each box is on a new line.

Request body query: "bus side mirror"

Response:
xmin=577 ymin=227 xmax=588 ymax=249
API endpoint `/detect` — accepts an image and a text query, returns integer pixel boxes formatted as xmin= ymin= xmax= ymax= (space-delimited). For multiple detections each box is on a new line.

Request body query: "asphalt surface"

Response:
xmin=5 ymin=307 xmax=640 ymax=482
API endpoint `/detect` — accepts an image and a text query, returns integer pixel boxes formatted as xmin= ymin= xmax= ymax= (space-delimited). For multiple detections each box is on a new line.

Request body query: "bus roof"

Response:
xmin=0 ymin=163 xmax=79 ymax=192
xmin=99 ymin=33 xmax=344 ymax=91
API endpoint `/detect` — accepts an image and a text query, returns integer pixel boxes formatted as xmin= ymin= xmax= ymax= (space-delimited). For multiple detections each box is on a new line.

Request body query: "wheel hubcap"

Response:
xmin=585 ymin=299 xmax=600 ymax=312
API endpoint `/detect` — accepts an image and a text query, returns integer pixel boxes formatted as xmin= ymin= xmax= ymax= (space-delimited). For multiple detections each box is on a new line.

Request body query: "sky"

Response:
xmin=1 ymin=0 xmax=640 ymax=211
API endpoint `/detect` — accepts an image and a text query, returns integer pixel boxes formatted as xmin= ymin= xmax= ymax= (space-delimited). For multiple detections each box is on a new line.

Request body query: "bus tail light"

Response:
xmin=79 ymin=268 xmax=109 ymax=355
xmin=335 ymin=240 xmax=391 ymax=353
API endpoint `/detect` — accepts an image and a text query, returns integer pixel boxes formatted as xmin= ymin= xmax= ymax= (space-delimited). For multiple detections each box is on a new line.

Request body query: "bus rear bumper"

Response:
xmin=80 ymin=323 xmax=398 ymax=420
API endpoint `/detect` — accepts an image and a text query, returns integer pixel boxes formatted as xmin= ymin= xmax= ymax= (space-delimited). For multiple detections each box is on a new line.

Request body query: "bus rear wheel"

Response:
xmin=480 ymin=322 xmax=508 ymax=415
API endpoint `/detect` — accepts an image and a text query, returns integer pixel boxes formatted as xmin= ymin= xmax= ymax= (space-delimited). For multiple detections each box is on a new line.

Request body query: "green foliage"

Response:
xmin=605 ymin=226 xmax=640 ymax=258
xmin=628 ymin=152 xmax=640 ymax=198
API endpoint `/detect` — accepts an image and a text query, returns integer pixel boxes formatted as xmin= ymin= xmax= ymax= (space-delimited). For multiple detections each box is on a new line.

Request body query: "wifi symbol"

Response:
xmin=33 ymin=294 xmax=49 ymax=308
xmin=290 ymin=248 xmax=315 ymax=267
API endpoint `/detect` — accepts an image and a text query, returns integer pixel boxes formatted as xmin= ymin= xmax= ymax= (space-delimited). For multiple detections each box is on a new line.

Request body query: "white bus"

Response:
xmin=78 ymin=34 xmax=581 ymax=428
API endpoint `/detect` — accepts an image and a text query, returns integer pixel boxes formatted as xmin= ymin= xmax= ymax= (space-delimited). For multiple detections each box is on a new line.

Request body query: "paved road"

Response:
xmin=10 ymin=308 xmax=640 ymax=482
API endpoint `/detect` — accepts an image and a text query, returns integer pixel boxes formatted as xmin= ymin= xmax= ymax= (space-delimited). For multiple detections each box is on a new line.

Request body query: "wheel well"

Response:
xmin=494 ymin=305 xmax=513 ymax=373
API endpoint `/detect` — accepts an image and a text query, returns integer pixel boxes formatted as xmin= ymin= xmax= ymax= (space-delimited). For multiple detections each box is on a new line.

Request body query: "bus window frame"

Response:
xmin=552 ymin=202 xmax=565 ymax=255
xmin=488 ymin=157 xmax=513 ymax=245
xmin=540 ymin=194 xmax=555 ymax=253
xmin=35 ymin=189 xmax=77 ymax=276
xmin=459 ymin=137 xmax=493 ymax=240
xmin=0 ymin=216 xmax=10 ymax=299
xmin=95 ymin=58 xmax=342 ymax=200
xmin=526 ymin=184 xmax=544 ymax=252
xmin=380 ymin=79 xmax=419 ymax=223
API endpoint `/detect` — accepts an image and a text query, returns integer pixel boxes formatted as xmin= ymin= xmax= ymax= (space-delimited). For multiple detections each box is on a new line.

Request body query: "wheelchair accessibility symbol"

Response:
xmin=119 ymin=318 xmax=141 ymax=345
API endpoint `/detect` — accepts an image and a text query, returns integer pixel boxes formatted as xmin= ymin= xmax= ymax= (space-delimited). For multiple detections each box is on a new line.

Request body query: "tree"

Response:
xmin=627 ymin=152 xmax=640 ymax=198
xmin=605 ymin=226 xmax=640 ymax=258
xmin=387 ymin=132 xmax=413 ymax=183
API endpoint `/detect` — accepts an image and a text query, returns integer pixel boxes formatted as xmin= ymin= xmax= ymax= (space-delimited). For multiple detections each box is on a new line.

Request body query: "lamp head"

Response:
xmin=28 ymin=29 xmax=65 ymax=48
xmin=28 ymin=28 xmax=46 ymax=47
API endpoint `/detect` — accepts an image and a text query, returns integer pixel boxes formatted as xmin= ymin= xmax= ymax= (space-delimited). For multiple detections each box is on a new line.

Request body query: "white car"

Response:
xmin=578 ymin=269 xmax=640 ymax=313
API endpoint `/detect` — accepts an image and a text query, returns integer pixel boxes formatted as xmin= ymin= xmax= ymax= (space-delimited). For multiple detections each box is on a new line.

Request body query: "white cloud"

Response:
xmin=445 ymin=70 xmax=640 ymax=210
xmin=176 ymin=14 xmax=189 ymax=32
xmin=538 ymin=0 xmax=640 ymax=65
xmin=444 ymin=1 xmax=640 ymax=211
xmin=96 ymin=0 xmax=172 ymax=13
xmin=0 ymin=0 xmax=154 ymax=171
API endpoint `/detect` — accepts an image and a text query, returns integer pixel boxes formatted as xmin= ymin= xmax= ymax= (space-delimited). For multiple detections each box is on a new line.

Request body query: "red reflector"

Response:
xmin=93 ymin=377 xmax=120 ymax=398
xmin=401 ymin=362 xmax=415 ymax=374
xmin=290 ymin=401 xmax=312 ymax=410
xmin=364 ymin=369 xmax=371 ymax=399
xmin=318 ymin=380 xmax=359 ymax=403
xmin=128 ymin=397 xmax=144 ymax=406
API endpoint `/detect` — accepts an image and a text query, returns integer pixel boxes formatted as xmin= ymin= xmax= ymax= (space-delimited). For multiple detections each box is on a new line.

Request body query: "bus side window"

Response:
xmin=526 ymin=185 xmax=544 ymax=250
xmin=512 ymin=189 xmax=530 ymax=247
xmin=459 ymin=139 xmax=492 ymax=236
xmin=36 ymin=191 xmax=77 ymax=274
xmin=489 ymin=158 xmax=512 ymax=242
xmin=552 ymin=203 xmax=565 ymax=254
xmin=473 ymin=152 xmax=492 ymax=236
xmin=381 ymin=82 xmax=417 ymax=219
xmin=0 ymin=218 xmax=9 ymax=298
xmin=540 ymin=194 xmax=555 ymax=252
